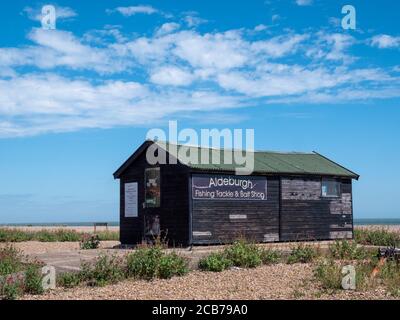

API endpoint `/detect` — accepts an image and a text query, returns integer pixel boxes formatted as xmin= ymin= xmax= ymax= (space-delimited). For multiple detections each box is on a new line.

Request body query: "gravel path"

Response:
xmin=22 ymin=263 xmax=396 ymax=300
xmin=0 ymin=241 xmax=120 ymax=255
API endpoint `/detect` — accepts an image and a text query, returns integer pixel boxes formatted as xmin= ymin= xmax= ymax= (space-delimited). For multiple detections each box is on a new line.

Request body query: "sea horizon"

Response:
xmin=1 ymin=218 xmax=400 ymax=227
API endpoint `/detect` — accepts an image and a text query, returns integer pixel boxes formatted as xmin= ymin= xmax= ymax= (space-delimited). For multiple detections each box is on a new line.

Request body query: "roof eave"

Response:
xmin=113 ymin=140 xmax=153 ymax=179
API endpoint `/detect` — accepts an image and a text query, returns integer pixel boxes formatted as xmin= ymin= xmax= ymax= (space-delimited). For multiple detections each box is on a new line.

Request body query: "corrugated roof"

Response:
xmin=155 ymin=142 xmax=359 ymax=179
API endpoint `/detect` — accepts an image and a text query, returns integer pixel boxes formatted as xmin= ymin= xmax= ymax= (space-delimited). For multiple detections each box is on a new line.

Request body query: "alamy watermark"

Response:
xmin=41 ymin=5 xmax=56 ymax=30
xmin=341 ymin=265 xmax=356 ymax=290
xmin=341 ymin=5 xmax=356 ymax=30
xmin=145 ymin=121 xmax=255 ymax=175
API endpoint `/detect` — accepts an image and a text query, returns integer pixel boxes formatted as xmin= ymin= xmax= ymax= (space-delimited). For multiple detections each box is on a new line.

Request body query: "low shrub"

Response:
xmin=24 ymin=265 xmax=44 ymax=295
xmin=80 ymin=234 xmax=100 ymax=250
xmin=126 ymin=246 xmax=188 ymax=280
xmin=198 ymin=252 xmax=232 ymax=272
xmin=314 ymin=259 xmax=343 ymax=290
xmin=329 ymin=240 xmax=368 ymax=260
xmin=0 ymin=229 xmax=32 ymax=242
xmin=287 ymin=244 xmax=317 ymax=264
xmin=53 ymin=230 xmax=81 ymax=242
xmin=0 ymin=276 xmax=24 ymax=300
xmin=379 ymin=260 xmax=400 ymax=297
xmin=354 ymin=228 xmax=400 ymax=247
xmin=80 ymin=255 xmax=125 ymax=287
xmin=0 ymin=228 xmax=118 ymax=243
xmin=224 ymin=240 xmax=262 ymax=268
xmin=126 ymin=246 xmax=162 ymax=280
xmin=158 ymin=253 xmax=189 ymax=279
xmin=96 ymin=231 xmax=119 ymax=241
xmin=35 ymin=229 xmax=81 ymax=242
xmin=261 ymin=249 xmax=281 ymax=265
xmin=0 ymin=246 xmax=24 ymax=276
xmin=57 ymin=272 xmax=82 ymax=288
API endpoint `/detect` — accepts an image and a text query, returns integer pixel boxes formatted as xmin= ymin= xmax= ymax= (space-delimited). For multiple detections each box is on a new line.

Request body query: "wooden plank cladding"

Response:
xmin=191 ymin=174 xmax=280 ymax=244
xmin=280 ymin=177 xmax=353 ymax=241
xmin=281 ymin=177 xmax=321 ymax=200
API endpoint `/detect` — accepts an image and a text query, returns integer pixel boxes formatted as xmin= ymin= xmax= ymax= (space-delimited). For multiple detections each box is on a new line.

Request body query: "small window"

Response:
xmin=321 ymin=179 xmax=340 ymax=197
xmin=145 ymin=167 xmax=160 ymax=207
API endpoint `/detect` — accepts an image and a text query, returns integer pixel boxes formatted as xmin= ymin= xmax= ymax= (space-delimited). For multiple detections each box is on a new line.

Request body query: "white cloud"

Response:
xmin=23 ymin=5 xmax=77 ymax=21
xmin=295 ymin=0 xmax=313 ymax=6
xmin=156 ymin=23 xmax=180 ymax=36
xmin=150 ymin=66 xmax=194 ymax=86
xmin=172 ymin=30 xmax=249 ymax=69
xmin=271 ymin=14 xmax=280 ymax=23
xmin=183 ymin=14 xmax=208 ymax=27
xmin=254 ymin=24 xmax=268 ymax=32
xmin=216 ymin=65 xmax=381 ymax=98
xmin=0 ymin=74 xmax=241 ymax=137
xmin=0 ymin=21 xmax=399 ymax=137
xmin=370 ymin=34 xmax=400 ymax=49
xmin=110 ymin=5 xmax=157 ymax=16
xmin=0 ymin=28 xmax=129 ymax=73
xmin=251 ymin=34 xmax=308 ymax=58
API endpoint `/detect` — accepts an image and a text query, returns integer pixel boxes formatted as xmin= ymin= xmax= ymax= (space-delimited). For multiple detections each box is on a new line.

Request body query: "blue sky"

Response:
xmin=0 ymin=0 xmax=399 ymax=223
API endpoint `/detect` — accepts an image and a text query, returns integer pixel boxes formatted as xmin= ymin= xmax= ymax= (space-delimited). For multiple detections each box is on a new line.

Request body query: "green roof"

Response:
xmin=155 ymin=142 xmax=359 ymax=179
xmin=113 ymin=141 xmax=359 ymax=179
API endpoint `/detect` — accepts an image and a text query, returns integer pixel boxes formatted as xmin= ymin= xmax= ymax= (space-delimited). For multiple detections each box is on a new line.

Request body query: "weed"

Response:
xmin=314 ymin=259 xmax=343 ymax=290
xmin=24 ymin=265 xmax=44 ymax=295
xmin=329 ymin=240 xmax=368 ymax=260
xmin=126 ymin=246 xmax=162 ymax=280
xmin=57 ymin=272 xmax=82 ymax=288
xmin=158 ymin=253 xmax=189 ymax=279
xmin=354 ymin=228 xmax=399 ymax=247
xmin=80 ymin=255 xmax=125 ymax=286
xmin=224 ymin=240 xmax=262 ymax=268
xmin=260 ymin=249 xmax=281 ymax=265
xmin=198 ymin=252 xmax=232 ymax=272
xmin=287 ymin=244 xmax=317 ymax=264
xmin=80 ymin=234 xmax=100 ymax=250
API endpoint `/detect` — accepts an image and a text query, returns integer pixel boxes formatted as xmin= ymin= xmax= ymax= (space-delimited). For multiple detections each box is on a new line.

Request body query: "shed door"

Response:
xmin=143 ymin=168 xmax=161 ymax=240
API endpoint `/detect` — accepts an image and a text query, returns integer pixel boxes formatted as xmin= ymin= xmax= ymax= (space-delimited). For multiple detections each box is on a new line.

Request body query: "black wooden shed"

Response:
xmin=113 ymin=140 xmax=359 ymax=246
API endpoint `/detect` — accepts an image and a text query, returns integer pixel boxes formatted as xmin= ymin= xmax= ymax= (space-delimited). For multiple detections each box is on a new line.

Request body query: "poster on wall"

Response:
xmin=124 ymin=182 xmax=138 ymax=217
xmin=192 ymin=174 xmax=267 ymax=201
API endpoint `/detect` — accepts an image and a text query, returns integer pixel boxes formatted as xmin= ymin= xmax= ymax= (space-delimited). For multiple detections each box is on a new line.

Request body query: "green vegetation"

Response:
xmin=314 ymin=259 xmax=343 ymax=290
xmin=261 ymin=249 xmax=281 ymax=265
xmin=198 ymin=252 xmax=233 ymax=272
xmin=80 ymin=255 xmax=125 ymax=287
xmin=24 ymin=265 xmax=44 ymax=295
xmin=198 ymin=240 xmax=281 ymax=272
xmin=0 ymin=246 xmax=44 ymax=300
xmin=354 ymin=228 xmax=400 ymax=246
xmin=0 ymin=277 xmax=24 ymax=300
xmin=57 ymin=272 xmax=82 ymax=288
xmin=126 ymin=246 xmax=188 ymax=280
xmin=379 ymin=260 xmax=400 ymax=297
xmin=96 ymin=231 xmax=120 ymax=241
xmin=224 ymin=240 xmax=263 ymax=268
xmin=158 ymin=252 xmax=189 ymax=279
xmin=329 ymin=240 xmax=368 ymax=260
xmin=80 ymin=234 xmax=101 ymax=250
xmin=0 ymin=228 xmax=119 ymax=242
xmin=126 ymin=246 xmax=163 ymax=280
xmin=287 ymin=244 xmax=317 ymax=264
xmin=0 ymin=246 xmax=24 ymax=276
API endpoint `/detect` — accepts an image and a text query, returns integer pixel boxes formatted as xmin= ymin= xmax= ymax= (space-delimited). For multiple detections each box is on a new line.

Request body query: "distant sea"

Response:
xmin=0 ymin=222 xmax=120 ymax=227
xmin=1 ymin=219 xmax=400 ymax=227
xmin=354 ymin=219 xmax=400 ymax=226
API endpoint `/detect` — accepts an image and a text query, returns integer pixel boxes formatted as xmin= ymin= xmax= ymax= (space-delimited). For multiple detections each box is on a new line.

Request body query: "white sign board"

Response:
xmin=125 ymin=182 xmax=138 ymax=217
